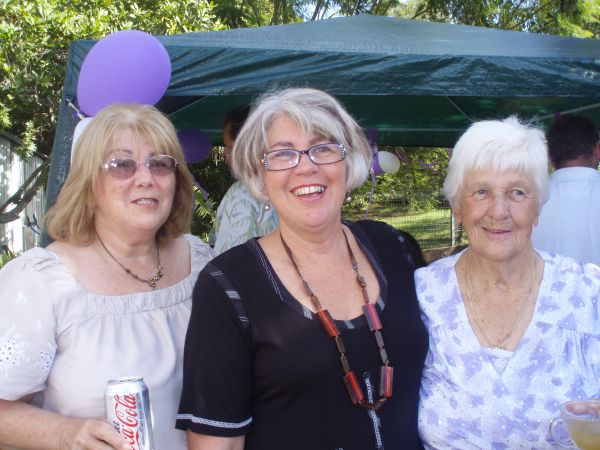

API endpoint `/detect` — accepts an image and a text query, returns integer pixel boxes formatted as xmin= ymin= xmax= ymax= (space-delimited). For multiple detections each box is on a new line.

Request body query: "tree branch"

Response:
xmin=311 ymin=0 xmax=325 ymax=21
xmin=0 ymin=158 xmax=50 ymax=224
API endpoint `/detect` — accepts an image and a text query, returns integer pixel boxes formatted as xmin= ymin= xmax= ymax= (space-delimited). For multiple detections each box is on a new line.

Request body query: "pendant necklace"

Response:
xmin=279 ymin=229 xmax=393 ymax=410
xmin=97 ymin=235 xmax=163 ymax=291
xmin=464 ymin=251 xmax=537 ymax=350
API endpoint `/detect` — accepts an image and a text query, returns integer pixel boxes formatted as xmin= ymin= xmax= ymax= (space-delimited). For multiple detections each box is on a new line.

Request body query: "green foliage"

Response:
xmin=0 ymin=0 xmax=220 ymax=159
xmin=0 ymin=0 xmax=222 ymax=230
xmin=188 ymin=150 xmax=233 ymax=239
xmin=409 ymin=0 xmax=599 ymax=38
xmin=2 ymin=0 xmax=597 ymax=238
xmin=191 ymin=185 xmax=217 ymax=242
xmin=299 ymin=0 xmax=404 ymax=20
xmin=214 ymin=0 xmax=302 ymax=27
xmin=0 ymin=251 xmax=17 ymax=269
xmin=0 ymin=102 xmax=10 ymax=129
xmin=344 ymin=146 xmax=449 ymax=218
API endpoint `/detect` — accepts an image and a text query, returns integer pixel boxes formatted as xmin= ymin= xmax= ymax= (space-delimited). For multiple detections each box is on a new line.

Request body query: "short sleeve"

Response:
xmin=176 ymin=262 xmax=253 ymax=437
xmin=0 ymin=251 xmax=58 ymax=400
xmin=213 ymin=182 xmax=277 ymax=254
xmin=185 ymin=234 xmax=216 ymax=274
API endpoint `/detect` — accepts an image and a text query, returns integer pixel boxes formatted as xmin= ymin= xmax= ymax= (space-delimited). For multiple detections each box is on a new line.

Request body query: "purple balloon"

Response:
xmin=178 ymin=129 xmax=212 ymax=163
xmin=77 ymin=30 xmax=171 ymax=116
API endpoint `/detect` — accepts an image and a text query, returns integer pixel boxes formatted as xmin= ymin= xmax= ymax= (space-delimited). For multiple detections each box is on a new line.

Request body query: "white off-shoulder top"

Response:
xmin=0 ymin=234 xmax=214 ymax=450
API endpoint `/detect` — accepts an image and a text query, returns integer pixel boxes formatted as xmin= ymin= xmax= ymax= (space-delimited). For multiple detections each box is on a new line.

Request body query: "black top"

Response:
xmin=177 ymin=220 xmax=428 ymax=450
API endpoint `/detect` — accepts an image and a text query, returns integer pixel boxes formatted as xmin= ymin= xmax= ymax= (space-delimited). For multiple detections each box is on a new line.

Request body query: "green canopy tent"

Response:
xmin=46 ymin=14 xmax=600 ymax=216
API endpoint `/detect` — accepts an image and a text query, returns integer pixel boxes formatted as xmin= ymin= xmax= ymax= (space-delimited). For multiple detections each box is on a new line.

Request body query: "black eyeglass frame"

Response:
xmin=100 ymin=154 xmax=180 ymax=179
xmin=262 ymin=143 xmax=346 ymax=171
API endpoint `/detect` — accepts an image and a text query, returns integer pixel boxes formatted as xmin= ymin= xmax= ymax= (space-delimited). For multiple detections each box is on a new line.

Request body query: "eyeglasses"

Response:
xmin=101 ymin=155 xmax=179 ymax=179
xmin=263 ymin=143 xmax=346 ymax=171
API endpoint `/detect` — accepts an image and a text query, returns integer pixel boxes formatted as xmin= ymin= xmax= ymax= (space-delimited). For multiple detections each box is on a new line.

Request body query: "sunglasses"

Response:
xmin=101 ymin=155 xmax=179 ymax=179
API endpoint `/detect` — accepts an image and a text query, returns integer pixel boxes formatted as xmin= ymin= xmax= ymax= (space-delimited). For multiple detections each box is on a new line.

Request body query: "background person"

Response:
xmin=0 ymin=104 xmax=214 ymax=450
xmin=177 ymin=88 xmax=428 ymax=450
xmin=416 ymin=117 xmax=600 ymax=449
xmin=211 ymin=105 xmax=278 ymax=254
xmin=531 ymin=115 xmax=600 ymax=265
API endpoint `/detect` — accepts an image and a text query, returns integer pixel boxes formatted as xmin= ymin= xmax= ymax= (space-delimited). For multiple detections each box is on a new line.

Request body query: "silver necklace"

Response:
xmin=97 ymin=235 xmax=163 ymax=291
xmin=464 ymin=251 xmax=537 ymax=350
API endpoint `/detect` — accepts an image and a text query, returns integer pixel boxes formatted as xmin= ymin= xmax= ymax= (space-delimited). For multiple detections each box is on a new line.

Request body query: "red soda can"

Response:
xmin=105 ymin=377 xmax=155 ymax=450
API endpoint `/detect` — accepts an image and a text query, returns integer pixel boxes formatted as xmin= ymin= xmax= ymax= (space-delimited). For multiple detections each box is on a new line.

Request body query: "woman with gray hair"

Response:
xmin=417 ymin=116 xmax=600 ymax=449
xmin=177 ymin=88 xmax=428 ymax=449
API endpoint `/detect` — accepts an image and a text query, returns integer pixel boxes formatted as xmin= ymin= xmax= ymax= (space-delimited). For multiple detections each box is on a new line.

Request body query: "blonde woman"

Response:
xmin=0 ymin=104 xmax=214 ymax=450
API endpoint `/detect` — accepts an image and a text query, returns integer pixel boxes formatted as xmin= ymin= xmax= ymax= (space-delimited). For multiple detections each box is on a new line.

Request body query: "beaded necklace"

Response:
xmin=279 ymin=229 xmax=393 ymax=410
xmin=98 ymin=235 xmax=163 ymax=291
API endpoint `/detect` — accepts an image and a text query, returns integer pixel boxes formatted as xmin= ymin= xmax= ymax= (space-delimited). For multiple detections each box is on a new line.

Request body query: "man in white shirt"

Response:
xmin=211 ymin=105 xmax=278 ymax=254
xmin=532 ymin=115 xmax=600 ymax=265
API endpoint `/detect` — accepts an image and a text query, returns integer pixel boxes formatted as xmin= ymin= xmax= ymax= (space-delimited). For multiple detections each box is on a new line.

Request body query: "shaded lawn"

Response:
xmin=345 ymin=205 xmax=454 ymax=250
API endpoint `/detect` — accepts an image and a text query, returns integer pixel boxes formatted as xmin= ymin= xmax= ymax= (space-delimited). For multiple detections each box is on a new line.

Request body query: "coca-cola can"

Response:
xmin=105 ymin=377 xmax=155 ymax=450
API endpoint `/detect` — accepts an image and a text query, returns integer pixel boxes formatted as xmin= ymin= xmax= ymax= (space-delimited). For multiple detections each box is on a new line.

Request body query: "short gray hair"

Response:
xmin=231 ymin=88 xmax=371 ymax=202
xmin=443 ymin=116 xmax=549 ymax=210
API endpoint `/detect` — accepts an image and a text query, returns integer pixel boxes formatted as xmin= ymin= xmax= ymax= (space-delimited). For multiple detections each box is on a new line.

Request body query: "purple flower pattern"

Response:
xmin=417 ymin=251 xmax=600 ymax=449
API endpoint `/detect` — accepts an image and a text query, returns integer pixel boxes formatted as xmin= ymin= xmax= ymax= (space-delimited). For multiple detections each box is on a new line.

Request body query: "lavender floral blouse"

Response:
xmin=416 ymin=250 xmax=600 ymax=450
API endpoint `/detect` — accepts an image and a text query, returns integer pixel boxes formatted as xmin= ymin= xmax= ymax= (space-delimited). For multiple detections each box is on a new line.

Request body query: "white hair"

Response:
xmin=443 ymin=116 xmax=549 ymax=210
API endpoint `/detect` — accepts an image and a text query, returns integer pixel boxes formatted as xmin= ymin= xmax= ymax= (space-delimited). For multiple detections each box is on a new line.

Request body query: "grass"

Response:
xmin=345 ymin=204 xmax=456 ymax=250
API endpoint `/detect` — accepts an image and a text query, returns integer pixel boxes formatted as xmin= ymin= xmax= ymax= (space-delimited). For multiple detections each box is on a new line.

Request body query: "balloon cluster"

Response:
xmin=73 ymin=30 xmax=212 ymax=165
xmin=364 ymin=129 xmax=401 ymax=218
xmin=368 ymin=129 xmax=401 ymax=176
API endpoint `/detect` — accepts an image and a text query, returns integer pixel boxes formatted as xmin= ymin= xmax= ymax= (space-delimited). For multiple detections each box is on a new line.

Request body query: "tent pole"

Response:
xmin=444 ymin=97 xmax=474 ymax=123
xmin=532 ymin=102 xmax=600 ymax=123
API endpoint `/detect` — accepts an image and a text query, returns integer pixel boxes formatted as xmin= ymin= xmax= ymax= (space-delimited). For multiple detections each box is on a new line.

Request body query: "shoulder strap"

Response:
xmin=205 ymin=247 xmax=255 ymax=329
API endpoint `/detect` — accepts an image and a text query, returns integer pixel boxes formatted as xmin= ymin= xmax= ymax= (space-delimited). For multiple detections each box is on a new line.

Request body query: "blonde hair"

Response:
xmin=231 ymin=88 xmax=371 ymax=202
xmin=45 ymin=103 xmax=194 ymax=245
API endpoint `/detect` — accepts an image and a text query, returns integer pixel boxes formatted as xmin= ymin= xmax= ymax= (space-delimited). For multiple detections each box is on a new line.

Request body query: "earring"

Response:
xmin=344 ymin=192 xmax=352 ymax=204
xmin=264 ymin=202 xmax=272 ymax=211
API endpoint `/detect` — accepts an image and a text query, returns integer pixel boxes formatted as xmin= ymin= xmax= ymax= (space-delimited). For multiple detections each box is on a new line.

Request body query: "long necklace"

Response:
xmin=464 ymin=251 xmax=537 ymax=350
xmin=279 ymin=229 xmax=393 ymax=411
xmin=97 ymin=235 xmax=163 ymax=291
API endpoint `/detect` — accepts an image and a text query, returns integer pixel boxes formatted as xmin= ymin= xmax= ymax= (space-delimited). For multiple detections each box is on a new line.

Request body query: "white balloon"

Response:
xmin=377 ymin=151 xmax=400 ymax=174
xmin=71 ymin=117 xmax=93 ymax=163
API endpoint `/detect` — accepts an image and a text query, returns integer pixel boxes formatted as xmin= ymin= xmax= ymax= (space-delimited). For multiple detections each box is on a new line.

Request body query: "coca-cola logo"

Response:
xmin=113 ymin=394 xmax=143 ymax=449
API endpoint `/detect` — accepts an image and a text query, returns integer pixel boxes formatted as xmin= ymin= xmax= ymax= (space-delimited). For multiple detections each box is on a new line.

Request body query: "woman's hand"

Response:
xmin=0 ymin=399 xmax=128 ymax=450
xmin=58 ymin=417 xmax=129 ymax=450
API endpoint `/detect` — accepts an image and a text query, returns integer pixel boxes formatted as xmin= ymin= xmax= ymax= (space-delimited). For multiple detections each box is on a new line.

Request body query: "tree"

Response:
xmin=0 ymin=156 xmax=50 ymax=224
xmin=3 ymin=0 xmax=597 ymax=231
xmin=218 ymin=0 xmax=303 ymax=26
xmin=344 ymin=146 xmax=449 ymax=218
xmin=0 ymin=0 xmax=220 ymax=224
xmin=408 ymin=0 xmax=599 ymax=38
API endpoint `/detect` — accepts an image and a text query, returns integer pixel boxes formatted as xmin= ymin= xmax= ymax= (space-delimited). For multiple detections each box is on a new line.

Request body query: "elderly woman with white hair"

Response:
xmin=416 ymin=117 xmax=600 ymax=449
xmin=176 ymin=88 xmax=428 ymax=450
